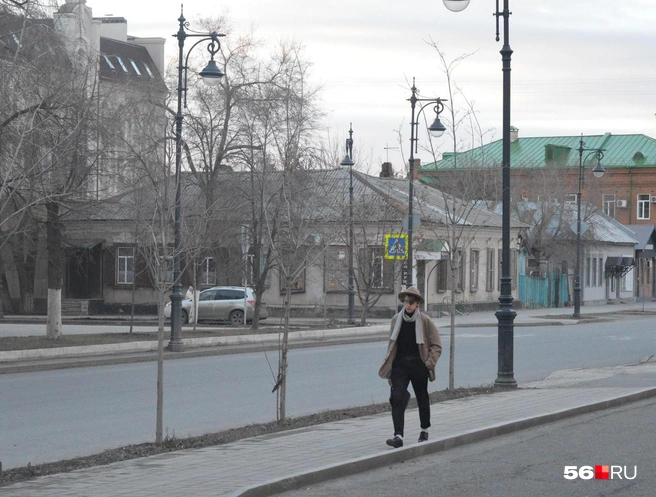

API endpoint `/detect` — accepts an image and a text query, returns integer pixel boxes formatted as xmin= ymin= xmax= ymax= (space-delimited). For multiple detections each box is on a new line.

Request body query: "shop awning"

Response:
xmin=605 ymin=256 xmax=635 ymax=277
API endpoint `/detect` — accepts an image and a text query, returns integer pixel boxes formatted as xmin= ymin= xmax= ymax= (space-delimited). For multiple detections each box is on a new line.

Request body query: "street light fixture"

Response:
xmin=168 ymin=7 xmax=226 ymax=352
xmin=443 ymin=0 xmax=517 ymax=387
xmin=573 ymin=136 xmax=605 ymax=319
xmin=406 ymin=80 xmax=447 ymax=288
xmin=340 ymin=124 xmax=356 ymax=325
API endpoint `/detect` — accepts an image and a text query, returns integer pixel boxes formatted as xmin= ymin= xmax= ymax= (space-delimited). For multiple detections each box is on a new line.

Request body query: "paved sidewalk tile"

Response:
xmin=2 ymin=387 xmax=654 ymax=497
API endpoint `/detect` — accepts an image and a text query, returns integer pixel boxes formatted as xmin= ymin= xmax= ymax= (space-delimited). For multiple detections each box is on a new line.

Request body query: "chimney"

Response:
xmin=510 ymin=126 xmax=519 ymax=143
xmin=380 ymin=162 xmax=393 ymax=178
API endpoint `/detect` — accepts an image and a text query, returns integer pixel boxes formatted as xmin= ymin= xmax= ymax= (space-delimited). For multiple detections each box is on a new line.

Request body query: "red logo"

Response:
xmin=595 ymin=466 xmax=609 ymax=480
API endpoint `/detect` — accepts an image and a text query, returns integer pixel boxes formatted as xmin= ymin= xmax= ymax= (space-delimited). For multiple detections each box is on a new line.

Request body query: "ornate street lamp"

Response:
xmin=340 ymin=125 xmax=356 ymax=325
xmin=573 ymin=136 xmax=605 ymax=319
xmin=443 ymin=0 xmax=517 ymax=387
xmin=406 ymin=79 xmax=447 ymax=287
xmin=168 ymin=7 xmax=225 ymax=351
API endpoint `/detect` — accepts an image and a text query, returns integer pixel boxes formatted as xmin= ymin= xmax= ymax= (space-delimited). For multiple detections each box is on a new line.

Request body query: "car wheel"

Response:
xmin=181 ymin=309 xmax=189 ymax=324
xmin=229 ymin=310 xmax=244 ymax=326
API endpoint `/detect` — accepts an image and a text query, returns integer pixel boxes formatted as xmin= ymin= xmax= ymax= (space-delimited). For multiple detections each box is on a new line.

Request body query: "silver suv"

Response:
xmin=165 ymin=286 xmax=268 ymax=325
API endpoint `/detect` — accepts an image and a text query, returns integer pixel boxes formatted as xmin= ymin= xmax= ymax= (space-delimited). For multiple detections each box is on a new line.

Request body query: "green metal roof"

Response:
xmin=420 ymin=133 xmax=656 ymax=171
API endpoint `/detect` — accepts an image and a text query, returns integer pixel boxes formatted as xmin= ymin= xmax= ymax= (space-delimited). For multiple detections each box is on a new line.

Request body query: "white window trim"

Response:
xmin=637 ymin=194 xmax=650 ymax=220
xmin=117 ymin=247 xmax=134 ymax=285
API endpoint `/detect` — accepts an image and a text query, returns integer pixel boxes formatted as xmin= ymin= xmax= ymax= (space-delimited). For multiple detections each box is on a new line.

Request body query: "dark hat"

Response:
xmin=398 ymin=286 xmax=424 ymax=304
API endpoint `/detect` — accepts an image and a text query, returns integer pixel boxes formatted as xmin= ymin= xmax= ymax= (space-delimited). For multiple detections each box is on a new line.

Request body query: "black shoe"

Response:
xmin=418 ymin=431 xmax=429 ymax=443
xmin=386 ymin=435 xmax=403 ymax=448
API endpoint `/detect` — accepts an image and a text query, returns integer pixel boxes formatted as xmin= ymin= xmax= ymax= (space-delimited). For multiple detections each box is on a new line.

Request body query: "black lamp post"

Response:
xmin=340 ymin=124 xmax=356 ymax=325
xmin=406 ymin=80 xmax=447 ymax=288
xmin=168 ymin=7 xmax=225 ymax=352
xmin=573 ymin=136 xmax=605 ymax=319
xmin=444 ymin=0 xmax=516 ymax=387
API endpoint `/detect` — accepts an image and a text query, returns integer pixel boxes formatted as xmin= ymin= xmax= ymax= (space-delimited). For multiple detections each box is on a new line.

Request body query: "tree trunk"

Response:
xmin=155 ymin=291 xmax=165 ymax=444
xmin=46 ymin=202 xmax=63 ymax=340
xmin=12 ymin=231 xmax=37 ymax=314
xmin=277 ymin=282 xmax=292 ymax=421
xmin=449 ymin=288 xmax=456 ymax=390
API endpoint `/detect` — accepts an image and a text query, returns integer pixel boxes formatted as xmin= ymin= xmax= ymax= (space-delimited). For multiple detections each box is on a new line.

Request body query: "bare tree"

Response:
xmin=404 ymin=42 xmax=501 ymax=389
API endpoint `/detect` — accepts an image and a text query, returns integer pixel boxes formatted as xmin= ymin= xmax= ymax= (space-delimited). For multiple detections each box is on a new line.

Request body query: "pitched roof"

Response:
xmin=99 ymin=38 xmax=166 ymax=90
xmin=63 ymin=168 xmax=522 ymax=230
xmin=516 ymin=201 xmax=637 ymax=245
xmin=420 ymin=133 xmax=656 ymax=171
xmin=625 ymin=225 xmax=656 ymax=250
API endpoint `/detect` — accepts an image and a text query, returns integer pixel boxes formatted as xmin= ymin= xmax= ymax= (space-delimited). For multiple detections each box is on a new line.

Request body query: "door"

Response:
xmin=215 ymin=289 xmax=245 ymax=321
xmin=197 ymin=289 xmax=219 ymax=320
xmin=65 ymin=244 xmax=103 ymax=299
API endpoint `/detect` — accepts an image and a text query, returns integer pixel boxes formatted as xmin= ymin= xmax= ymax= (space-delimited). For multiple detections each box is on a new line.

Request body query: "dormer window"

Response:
xmin=129 ymin=59 xmax=141 ymax=76
xmin=115 ymin=56 xmax=128 ymax=73
xmin=103 ymin=55 xmax=115 ymax=70
xmin=143 ymin=62 xmax=154 ymax=78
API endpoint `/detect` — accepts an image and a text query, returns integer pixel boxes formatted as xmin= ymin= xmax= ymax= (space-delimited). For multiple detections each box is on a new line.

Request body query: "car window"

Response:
xmin=215 ymin=290 xmax=232 ymax=300
xmin=199 ymin=290 xmax=218 ymax=301
xmin=230 ymin=290 xmax=245 ymax=300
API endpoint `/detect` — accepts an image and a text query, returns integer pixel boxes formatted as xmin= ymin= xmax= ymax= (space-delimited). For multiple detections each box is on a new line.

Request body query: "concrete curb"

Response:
xmin=0 ymin=325 xmax=389 ymax=363
xmin=236 ymin=387 xmax=656 ymax=497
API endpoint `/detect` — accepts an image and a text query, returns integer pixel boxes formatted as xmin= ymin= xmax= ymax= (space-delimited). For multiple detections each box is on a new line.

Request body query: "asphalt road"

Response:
xmin=1 ymin=316 xmax=654 ymax=470
xmin=274 ymin=396 xmax=656 ymax=497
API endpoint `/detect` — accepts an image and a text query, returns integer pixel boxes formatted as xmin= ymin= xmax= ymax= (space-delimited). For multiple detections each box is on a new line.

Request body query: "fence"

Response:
xmin=518 ymin=270 xmax=570 ymax=309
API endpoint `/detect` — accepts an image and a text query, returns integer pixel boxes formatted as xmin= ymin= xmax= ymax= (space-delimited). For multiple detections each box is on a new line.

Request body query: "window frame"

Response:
xmin=470 ymin=249 xmax=479 ymax=291
xmin=200 ymin=257 xmax=217 ymax=287
xmin=602 ymin=194 xmax=616 ymax=218
xmin=637 ymin=194 xmax=650 ymax=220
xmin=117 ymin=247 xmax=135 ymax=285
xmin=486 ymin=248 xmax=495 ymax=292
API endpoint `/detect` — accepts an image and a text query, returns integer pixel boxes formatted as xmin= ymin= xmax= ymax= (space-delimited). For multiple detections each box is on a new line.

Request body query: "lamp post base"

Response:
xmin=167 ymin=340 xmax=184 ymax=352
xmin=494 ymin=375 xmax=518 ymax=388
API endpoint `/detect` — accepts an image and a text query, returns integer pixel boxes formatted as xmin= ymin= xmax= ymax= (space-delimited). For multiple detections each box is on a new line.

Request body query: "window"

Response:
xmin=129 ymin=59 xmax=142 ymax=76
xmin=598 ymin=257 xmax=604 ymax=286
xmin=637 ymin=194 xmax=650 ymax=220
xmin=325 ymin=246 xmax=348 ymax=292
xmin=103 ymin=54 xmax=115 ymax=70
xmin=455 ymin=249 xmax=466 ymax=292
xmin=470 ymin=249 xmax=479 ymax=291
xmin=115 ymin=56 xmax=129 ymax=73
xmin=117 ymin=247 xmax=134 ymax=284
xmin=201 ymin=257 xmax=216 ymax=286
xmin=565 ymin=194 xmax=577 ymax=205
xmin=486 ymin=248 xmax=495 ymax=291
xmin=585 ymin=257 xmax=591 ymax=287
xmin=592 ymin=257 xmax=598 ymax=287
xmin=143 ymin=62 xmax=155 ymax=78
xmin=603 ymin=194 xmax=616 ymax=218
xmin=199 ymin=289 xmax=219 ymax=301
xmin=369 ymin=248 xmax=385 ymax=289
xmin=647 ymin=260 xmax=652 ymax=286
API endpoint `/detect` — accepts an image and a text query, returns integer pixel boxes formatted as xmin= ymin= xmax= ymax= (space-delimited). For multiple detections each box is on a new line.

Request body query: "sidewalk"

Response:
xmin=2 ymin=300 xmax=655 ymax=366
xmin=2 ymin=361 xmax=655 ymax=496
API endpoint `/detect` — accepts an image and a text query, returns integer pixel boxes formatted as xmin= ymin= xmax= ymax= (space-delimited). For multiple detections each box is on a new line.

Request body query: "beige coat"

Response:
xmin=378 ymin=312 xmax=442 ymax=382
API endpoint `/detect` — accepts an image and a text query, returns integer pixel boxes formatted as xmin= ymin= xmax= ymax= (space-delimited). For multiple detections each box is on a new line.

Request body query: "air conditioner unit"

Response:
xmin=617 ymin=200 xmax=628 ymax=208
xmin=651 ymin=196 xmax=656 ymax=203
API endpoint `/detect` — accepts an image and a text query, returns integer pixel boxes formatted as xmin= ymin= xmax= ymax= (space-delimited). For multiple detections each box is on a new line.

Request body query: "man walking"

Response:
xmin=378 ymin=286 xmax=442 ymax=448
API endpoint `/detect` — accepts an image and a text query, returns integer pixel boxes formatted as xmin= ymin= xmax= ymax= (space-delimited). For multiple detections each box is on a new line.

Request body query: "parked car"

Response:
xmin=164 ymin=286 xmax=268 ymax=325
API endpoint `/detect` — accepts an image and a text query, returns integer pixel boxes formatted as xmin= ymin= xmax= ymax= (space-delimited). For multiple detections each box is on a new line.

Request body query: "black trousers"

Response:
xmin=389 ymin=356 xmax=430 ymax=437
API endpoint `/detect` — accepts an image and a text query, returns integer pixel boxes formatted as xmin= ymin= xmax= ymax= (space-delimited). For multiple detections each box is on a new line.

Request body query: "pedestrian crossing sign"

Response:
xmin=384 ymin=234 xmax=408 ymax=260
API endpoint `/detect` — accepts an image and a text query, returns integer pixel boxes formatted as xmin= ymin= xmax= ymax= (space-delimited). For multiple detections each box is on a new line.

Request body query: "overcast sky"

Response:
xmin=88 ymin=0 xmax=656 ymax=173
